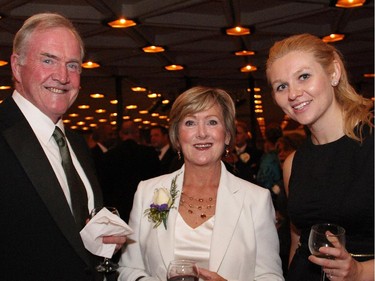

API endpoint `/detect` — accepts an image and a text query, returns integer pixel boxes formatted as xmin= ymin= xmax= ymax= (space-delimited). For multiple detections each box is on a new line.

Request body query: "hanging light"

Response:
xmin=240 ymin=64 xmax=257 ymax=72
xmin=322 ymin=33 xmax=345 ymax=43
xmin=81 ymin=61 xmax=100 ymax=69
xmin=108 ymin=18 xmax=136 ymax=28
xmin=142 ymin=46 xmax=165 ymax=53
xmin=226 ymin=26 xmax=250 ymax=36
xmin=165 ymin=64 xmax=184 ymax=71
xmin=335 ymin=0 xmax=366 ymax=8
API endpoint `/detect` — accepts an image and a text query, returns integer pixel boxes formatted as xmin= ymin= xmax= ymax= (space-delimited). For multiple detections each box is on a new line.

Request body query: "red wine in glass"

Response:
xmin=167 ymin=260 xmax=199 ymax=281
xmin=167 ymin=275 xmax=199 ymax=281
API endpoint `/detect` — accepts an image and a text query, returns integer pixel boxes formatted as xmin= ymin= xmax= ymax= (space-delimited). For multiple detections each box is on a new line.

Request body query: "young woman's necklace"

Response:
xmin=179 ymin=191 xmax=216 ymax=219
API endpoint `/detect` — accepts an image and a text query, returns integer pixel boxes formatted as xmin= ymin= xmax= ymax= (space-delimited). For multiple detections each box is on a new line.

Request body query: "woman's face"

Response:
xmin=267 ymin=51 xmax=339 ymax=128
xmin=178 ymin=103 xmax=230 ymax=167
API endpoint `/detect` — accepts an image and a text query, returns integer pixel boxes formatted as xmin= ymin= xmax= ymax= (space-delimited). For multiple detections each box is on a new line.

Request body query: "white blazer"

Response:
xmin=118 ymin=162 xmax=284 ymax=281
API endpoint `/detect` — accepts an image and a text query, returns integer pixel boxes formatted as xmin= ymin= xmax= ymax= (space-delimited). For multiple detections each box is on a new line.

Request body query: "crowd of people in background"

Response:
xmin=2 ymin=11 xmax=373 ymax=281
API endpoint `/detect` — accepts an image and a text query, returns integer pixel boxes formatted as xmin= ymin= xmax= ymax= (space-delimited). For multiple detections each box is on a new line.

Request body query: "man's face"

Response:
xmin=150 ymin=128 xmax=168 ymax=149
xmin=11 ymin=27 xmax=82 ymax=123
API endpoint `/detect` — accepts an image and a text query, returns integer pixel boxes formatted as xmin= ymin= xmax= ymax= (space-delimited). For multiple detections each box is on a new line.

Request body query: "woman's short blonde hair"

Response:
xmin=168 ymin=86 xmax=236 ymax=151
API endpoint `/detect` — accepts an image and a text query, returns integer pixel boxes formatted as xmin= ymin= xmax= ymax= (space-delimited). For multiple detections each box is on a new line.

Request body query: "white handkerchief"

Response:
xmin=80 ymin=207 xmax=133 ymax=258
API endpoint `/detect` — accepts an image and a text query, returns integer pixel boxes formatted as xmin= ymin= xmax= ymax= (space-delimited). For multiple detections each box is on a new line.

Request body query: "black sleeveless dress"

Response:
xmin=286 ymin=129 xmax=374 ymax=280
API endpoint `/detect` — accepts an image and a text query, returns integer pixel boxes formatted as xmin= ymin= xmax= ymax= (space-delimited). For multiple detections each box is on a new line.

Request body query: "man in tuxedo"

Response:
xmin=100 ymin=121 xmax=161 ymax=223
xmin=0 ymin=13 xmax=125 ymax=280
xmin=150 ymin=125 xmax=178 ymax=174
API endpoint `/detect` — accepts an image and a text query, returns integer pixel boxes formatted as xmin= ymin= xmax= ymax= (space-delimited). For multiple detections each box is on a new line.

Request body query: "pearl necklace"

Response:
xmin=179 ymin=191 xmax=216 ymax=219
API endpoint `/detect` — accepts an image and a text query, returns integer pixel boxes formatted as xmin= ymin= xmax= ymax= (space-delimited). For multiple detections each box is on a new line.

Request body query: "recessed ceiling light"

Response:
xmin=69 ymin=113 xmax=79 ymax=117
xmin=142 ymin=45 xmax=165 ymax=53
xmin=322 ymin=33 xmax=345 ymax=43
xmin=234 ymin=50 xmax=255 ymax=56
xmin=131 ymin=87 xmax=147 ymax=92
xmin=165 ymin=64 xmax=184 ymax=71
xmin=0 ymin=60 xmax=8 ymax=66
xmin=240 ymin=64 xmax=257 ymax=72
xmin=335 ymin=0 xmax=366 ymax=8
xmin=126 ymin=105 xmax=138 ymax=110
xmin=90 ymin=93 xmax=105 ymax=98
xmin=78 ymin=105 xmax=90 ymax=109
xmin=0 ymin=85 xmax=11 ymax=90
xmin=226 ymin=26 xmax=250 ymax=36
xmin=108 ymin=18 xmax=136 ymax=28
xmin=95 ymin=109 xmax=106 ymax=113
xmin=363 ymin=73 xmax=375 ymax=78
xmin=81 ymin=61 xmax=100 ymax=68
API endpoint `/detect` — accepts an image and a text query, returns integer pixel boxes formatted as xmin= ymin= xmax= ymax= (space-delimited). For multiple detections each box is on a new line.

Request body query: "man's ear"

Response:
xmin=11 ymin=54 xmax=22 ymax=83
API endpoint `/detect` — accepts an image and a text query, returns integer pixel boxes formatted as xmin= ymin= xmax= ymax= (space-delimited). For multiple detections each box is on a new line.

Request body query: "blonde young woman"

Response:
xmin=118 ymin=86 xmax=283 ymax=281
xmin=266 ymin=34 xmax=374 ymax=280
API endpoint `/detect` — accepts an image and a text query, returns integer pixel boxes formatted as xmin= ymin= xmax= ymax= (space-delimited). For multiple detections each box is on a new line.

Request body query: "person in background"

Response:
xmin=0 ymin=13 xmax=125 ymax=280
xmin=273 ymin=133 xmax=306 ymax=278
xmin=100 ymin=120 xmax=161 ymax=222
xmin=90 ymin=124 xmax=117 ymax=173
xmin=267 ymin=33 xmax=374 ymax=280
xmin=117 ymin=86 xmax=284 ymax=281
xmin=256 ymin=123 xmax=283 ymax=192
xmin=223 ymin=120 xmax=263 ymax=183
xmin=150 ymin=125 xmax=179 ymax=174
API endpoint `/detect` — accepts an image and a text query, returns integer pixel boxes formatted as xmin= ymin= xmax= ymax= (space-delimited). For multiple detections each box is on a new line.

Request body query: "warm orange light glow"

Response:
xmin=322 ymin=33 xmax=345 ymax=43
xmin=82 ymin=61 xmax=100 ymax=68
xmin=165 ymin=64 xmax=184 ymax=71
xmin=142 ymin=45 xmax=165 ymax=53
xmin=226 ymin=26 xmax=250 ymax=36
xmin=234 ymin=50 xmax=255 ymax=56
xmin=364 ymin=73 xmax=375 ymax=78
xmin=131 ymin=87 xmax=147 ymax=92
xmin=0 ymin=60 xmax=8 ymax=66
xmin=108 ymin=18 xmax=136 ymax=28
xmin=240 ymin=64 xmax=257 ymax=72
xmin=90 ymin=93 xmax=105 ymax=98
xmin=0 ymin=85 xmax=11 ymax=90
xmin=336 ymin=0 xmax=366 ymax=8
xmin=78 ymin=105 xmax=90 ymax=109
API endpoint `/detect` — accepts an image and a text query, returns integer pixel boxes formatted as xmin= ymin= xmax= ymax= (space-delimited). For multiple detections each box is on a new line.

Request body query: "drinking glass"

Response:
xmin=167 ymin=260 xmax=199 ymax=281
xmin=90 ymin=206 xmax=120 ymax=273
xmin=308 ymin=223 xmax=346 ymax=281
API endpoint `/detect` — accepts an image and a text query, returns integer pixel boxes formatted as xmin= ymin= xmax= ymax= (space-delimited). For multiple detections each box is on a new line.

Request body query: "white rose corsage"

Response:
xmin=239 ymin=152 xmax=250 ymax=163
xmin=144 ymin=173 xmax=180 ymax=229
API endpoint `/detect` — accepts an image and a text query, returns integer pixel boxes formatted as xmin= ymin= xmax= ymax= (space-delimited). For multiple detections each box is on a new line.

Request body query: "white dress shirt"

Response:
xmin=12 ymin=91 xmax=94 ymax=214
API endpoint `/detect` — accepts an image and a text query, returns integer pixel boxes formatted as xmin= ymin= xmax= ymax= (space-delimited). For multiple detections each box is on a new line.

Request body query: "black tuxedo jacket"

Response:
xmin=0 ymin=97 xmax=103 ymax=280
xmin=159 ymin=146 xmax=178 ymax=174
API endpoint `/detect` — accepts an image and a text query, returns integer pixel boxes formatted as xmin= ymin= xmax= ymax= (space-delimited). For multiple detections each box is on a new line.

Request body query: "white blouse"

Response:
xmin=174 ymin=213 xmax=215 ymax=270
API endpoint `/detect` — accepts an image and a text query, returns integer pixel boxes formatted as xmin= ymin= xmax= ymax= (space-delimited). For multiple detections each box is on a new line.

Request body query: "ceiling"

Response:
xmin=0 ymin=0 xmax=373 ymax=135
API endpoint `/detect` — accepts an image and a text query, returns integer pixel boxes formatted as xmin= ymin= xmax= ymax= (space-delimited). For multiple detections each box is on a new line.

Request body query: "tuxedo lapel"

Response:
xmin=209 ymin=164 xmax=244 ymax=271
xmin=0 ymin=98 xmax=92 ymax=267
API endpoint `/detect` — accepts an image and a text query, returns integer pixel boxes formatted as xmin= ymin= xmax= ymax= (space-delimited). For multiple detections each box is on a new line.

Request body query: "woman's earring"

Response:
xmin=177 ymin=150 xmax=182 ymax=160
xmin=331 ymin=80 xmax=338 ymax=86
xmin=224 ymin=145 xmax=230 ymax=158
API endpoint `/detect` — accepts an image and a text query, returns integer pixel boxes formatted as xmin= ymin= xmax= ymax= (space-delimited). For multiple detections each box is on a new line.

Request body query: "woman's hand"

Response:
xmin=308 ymin=234 xmax=373 ymax=280
xmin=198 ymin=268 xmax=227 ymax=281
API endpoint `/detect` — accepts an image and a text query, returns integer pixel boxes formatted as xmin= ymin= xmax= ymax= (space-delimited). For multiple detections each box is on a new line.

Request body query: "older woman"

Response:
xmin=117 ymin=86 xmax=283 ymax=281
xmin=266 ymin=34 xmax=374 ymax=280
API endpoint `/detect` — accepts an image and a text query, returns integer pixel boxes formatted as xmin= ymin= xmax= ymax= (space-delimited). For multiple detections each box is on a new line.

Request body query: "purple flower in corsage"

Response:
xmin=144 ymin=173 xmax=180 ymax=229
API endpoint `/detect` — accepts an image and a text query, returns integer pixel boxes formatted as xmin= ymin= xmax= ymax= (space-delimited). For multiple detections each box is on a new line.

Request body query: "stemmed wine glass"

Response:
xmin=90 ymin=206 xmax=120 ymax=273
xmin=167 ymin=260 xmax=199 ymax=281
xmin=308 ymin=223 xmax=346 ymax=281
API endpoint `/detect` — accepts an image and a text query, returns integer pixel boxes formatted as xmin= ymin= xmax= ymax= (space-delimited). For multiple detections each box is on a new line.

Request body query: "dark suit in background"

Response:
xmin=0 ymin=98 xmax=103 ymax=280
xmin=100 ymin=139 xmax=161 ymax=223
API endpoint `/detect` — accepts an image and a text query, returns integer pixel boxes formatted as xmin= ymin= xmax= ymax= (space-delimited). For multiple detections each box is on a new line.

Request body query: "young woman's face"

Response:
xmin=178 ymin=103 xmax=230 ymax=167
xmin=267 ymin=51 xmax=339 ymax=128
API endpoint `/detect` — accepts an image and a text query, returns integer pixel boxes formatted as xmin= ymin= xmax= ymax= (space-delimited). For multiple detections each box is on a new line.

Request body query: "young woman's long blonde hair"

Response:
xmin=266 ymin=33 xmax=373 ymax=143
